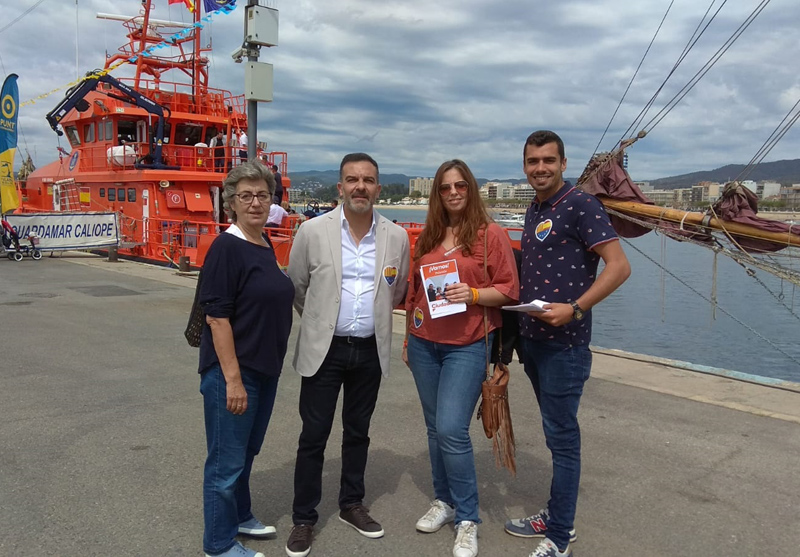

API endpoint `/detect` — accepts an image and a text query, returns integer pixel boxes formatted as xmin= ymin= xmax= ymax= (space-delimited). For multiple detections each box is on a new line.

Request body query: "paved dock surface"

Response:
xmin=1 ymin=254 xmax=799 ymax=557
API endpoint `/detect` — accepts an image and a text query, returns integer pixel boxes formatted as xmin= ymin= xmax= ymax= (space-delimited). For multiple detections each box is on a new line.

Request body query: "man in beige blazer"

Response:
xmin=285 ymin=153 xmax=410 ymax=557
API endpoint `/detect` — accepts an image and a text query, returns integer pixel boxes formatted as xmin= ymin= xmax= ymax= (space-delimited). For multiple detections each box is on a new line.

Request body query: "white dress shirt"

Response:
xmin=334 ymin=209 xmax=377 ymax=337
xmin=268 ymin=204 xmax=288 ymax=225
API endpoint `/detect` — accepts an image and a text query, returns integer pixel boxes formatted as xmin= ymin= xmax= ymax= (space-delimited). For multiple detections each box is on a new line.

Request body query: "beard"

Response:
xmin=344 ymin=193 xmax=375 ymax=214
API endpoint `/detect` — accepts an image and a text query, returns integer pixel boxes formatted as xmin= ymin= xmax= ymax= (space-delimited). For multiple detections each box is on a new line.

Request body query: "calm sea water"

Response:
xmin=375 ymin=206 xmax=800 ymax=383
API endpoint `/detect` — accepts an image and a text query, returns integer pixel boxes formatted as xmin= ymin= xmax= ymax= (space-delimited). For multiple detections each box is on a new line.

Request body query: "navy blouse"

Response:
xmin=198 ymin=232 xmax=294 ymax=376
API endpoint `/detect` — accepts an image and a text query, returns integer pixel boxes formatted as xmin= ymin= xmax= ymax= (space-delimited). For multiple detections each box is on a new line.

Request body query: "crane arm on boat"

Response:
xmin=45 ymin=72 xmax=178 ymax=171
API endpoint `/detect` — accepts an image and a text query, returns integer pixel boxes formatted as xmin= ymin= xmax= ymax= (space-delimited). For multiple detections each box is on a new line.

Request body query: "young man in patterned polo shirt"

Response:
xmin=504 ymin=130 xmax=631 ymax=557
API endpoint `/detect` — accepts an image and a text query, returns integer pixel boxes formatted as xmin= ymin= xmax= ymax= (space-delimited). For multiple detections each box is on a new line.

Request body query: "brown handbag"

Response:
xmin=476 ymin=226 xmax=516 ymax=475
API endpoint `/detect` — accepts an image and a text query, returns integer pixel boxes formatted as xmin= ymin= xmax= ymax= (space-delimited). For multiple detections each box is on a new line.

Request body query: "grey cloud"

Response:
xmin=3 ymin=0 xmax=800 ymax=181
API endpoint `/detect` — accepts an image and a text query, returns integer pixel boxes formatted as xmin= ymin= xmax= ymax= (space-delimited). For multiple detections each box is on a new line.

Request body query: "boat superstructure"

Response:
xmin=17 ymin=0 xmax=294 ymax=267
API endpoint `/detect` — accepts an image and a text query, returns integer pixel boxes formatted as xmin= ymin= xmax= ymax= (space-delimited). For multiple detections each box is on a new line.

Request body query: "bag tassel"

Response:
xmin=478 ymin=363 xmax=516 ymax=475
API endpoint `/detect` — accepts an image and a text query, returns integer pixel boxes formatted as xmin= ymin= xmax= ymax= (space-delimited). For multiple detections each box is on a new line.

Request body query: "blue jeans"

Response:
xmin=201 ymin=364 xmax=279 ymax=555
xmin=407 ymin=333 xmax=493 ymax=524
xmin=521 ymin=338 xmax=592 ymax=551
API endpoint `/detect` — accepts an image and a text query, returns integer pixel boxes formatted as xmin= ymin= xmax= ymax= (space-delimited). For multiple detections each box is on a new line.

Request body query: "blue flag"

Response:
xmin=0 ymin=74 xmax=20 ymax=213
xmin=203 ymin=0 xmax=235 ymax=12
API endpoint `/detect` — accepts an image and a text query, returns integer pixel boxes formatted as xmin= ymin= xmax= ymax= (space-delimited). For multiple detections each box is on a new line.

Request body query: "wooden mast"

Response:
xmin=600 ymin=199 xmax=800 ymax=249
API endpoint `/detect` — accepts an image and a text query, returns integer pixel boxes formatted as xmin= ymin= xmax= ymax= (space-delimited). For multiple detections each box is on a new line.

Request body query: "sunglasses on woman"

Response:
xmin=438 ymin=180 xmax=469 ymax=195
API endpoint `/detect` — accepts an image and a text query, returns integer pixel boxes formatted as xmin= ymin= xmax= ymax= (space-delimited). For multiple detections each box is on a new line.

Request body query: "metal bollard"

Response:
xmin=179 ymin=256 xmax=191 ymax=272
xmin=107 ymin=246 xmax=119 ymax=262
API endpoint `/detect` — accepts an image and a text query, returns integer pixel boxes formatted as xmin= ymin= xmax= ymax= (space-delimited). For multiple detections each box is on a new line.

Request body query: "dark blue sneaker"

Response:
xmin=504 ymin=508 xmax=577 ymax=542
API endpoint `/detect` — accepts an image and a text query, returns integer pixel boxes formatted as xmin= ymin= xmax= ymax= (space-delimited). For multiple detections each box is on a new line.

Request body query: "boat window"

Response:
xmin=100 ymin=188 xmax=105 ymax=198
xmin=127 ymin=188 xmax=136 ymax=202
xmin=108 ymin=188 xmax=116 ymax=201
xmin=118 ymin=120 xmax=137 ymax=145
xmin=175 ymin=123 xmax=203 ymax=146
xmin=118 ymin=188 xmax=125 ymax=202
xmin=105 ymin=121 xmax=113 ymax=142
xmin=65 ymin=126 xmax=81 ymax=147
xmin=98 ymin=122 xmax=104 ymax=141
xmin=84 ymin=123 xmax=95 ymax=143
xmin=150 ymin=122 xmax=172 ymax=144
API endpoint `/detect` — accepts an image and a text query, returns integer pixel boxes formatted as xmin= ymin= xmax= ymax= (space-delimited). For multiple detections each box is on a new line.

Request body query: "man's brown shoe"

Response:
xmin=285 ymin=524 xmax=313 ymax=557
xmin=338 ymin=505 xmax=385 ymax=539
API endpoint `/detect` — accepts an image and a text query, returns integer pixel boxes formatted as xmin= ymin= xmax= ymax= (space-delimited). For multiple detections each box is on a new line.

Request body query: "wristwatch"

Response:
xmin=569 ymin=300 xmax=584 ymax=321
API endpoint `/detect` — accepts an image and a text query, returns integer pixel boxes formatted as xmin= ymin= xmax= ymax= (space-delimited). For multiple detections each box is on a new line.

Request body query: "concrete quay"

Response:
xmin=1 ymin=253 xmax=798 ymax=557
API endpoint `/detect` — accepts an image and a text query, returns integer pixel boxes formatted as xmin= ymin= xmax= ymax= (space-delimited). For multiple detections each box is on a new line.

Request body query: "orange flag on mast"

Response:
xmin=168 ymin=0 xmax=196 ymax=12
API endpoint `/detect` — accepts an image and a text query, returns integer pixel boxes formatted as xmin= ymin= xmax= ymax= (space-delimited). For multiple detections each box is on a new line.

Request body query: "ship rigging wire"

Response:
xmin=618 ymin=233 xmax=800 ymax=370
xmin=592 ymin=0 xmax=677 ymax=158
xmin=0 ymin=0 xmax=49 ymax=36
xmin=617 ymin=0 xmax=728 ymax=147
xmin=640 ymin=0 xmax=772 ymax=134
xmin=734 ymin=95 xmax=800 ymax=184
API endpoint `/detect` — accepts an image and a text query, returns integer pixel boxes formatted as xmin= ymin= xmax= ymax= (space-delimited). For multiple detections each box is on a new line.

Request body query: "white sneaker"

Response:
xmin=416 ymin=499 xmax=456 ymax=533
xmin=453 ymin=520 xmax=478 ymax=557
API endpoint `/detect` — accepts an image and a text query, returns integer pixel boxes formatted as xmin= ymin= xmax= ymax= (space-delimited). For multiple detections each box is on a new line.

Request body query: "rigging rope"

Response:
xmin=606 ymin=207 xmax=800 ymax=311
xmin=0 ymin=0 xmax=49 ymax=36
xmin=592 ymin=0 xmax=676 ymax=158
xmin=734 ymin=94 xmax=800 ymax=183
xmin=620 ymin=0 xmax=728 ymax=144
xmin=642 ymin=0 xmax=771 ymax=134
xmin=620 ymin=235 xmax=800 ymax=369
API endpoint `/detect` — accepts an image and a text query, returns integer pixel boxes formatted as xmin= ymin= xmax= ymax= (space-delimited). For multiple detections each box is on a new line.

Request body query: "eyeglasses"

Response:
xmin=438 ymin=180 xmax=469 ymax=195
xmin=235 ymin=192 xmax=270 ymax=204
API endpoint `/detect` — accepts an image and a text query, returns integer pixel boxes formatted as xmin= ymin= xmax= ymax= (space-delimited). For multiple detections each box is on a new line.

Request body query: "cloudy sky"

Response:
xmin=2 ymin=0 xmax=799 ymax=180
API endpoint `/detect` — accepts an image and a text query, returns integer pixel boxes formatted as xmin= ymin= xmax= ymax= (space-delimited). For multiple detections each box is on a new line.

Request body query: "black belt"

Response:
xmin=332 ymin=334 xmax=376 ymax=345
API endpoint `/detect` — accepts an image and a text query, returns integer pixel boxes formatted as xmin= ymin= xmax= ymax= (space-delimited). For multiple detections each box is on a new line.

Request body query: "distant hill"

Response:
xmin=648 ymin=159 xmax=800 ymax=189
xmin=289 ymin=170 xmax=414 ymax=189
xmin=290 ymin=159 xmax=800 ymax=193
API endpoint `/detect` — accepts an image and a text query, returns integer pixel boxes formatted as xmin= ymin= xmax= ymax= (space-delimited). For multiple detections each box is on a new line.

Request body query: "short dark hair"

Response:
xmin=272 ymin=164 xmax=279 ymax=172
xmin=524 ymin=130 xmax=565 ymax=160
xmin=339 ymin=153 xmax=379 ymax=181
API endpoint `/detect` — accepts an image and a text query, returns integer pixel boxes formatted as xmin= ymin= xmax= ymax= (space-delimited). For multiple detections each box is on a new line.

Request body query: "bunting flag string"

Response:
xmin=19 ymin=2 xmax=236 ymax=108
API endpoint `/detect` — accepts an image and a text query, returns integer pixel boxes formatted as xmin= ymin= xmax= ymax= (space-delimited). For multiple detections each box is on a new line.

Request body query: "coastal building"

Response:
xmin=691 ymin=185 xmax=705 ymax=204
xmin=780 ymin=185 xmax=800 ymax=208
xmin=409 ymin=177 xmax=434 ymax=196
xmin=634 ymin=181 xmax=653 ymax=192
xmin=674 ymin=188 xmax=692 ymax=206
xmin=758 ymin=181 xmax=781 ymax=199
xmin=288 ymin=188 xmax=304 ymax=203
xmin=648 ymin=190 xmax=675 ymax=206
xmin=741 ymin=180 xmax=758 ymax=194
xmin=707 ymin=182 xmax=723 ymax=202
xmin=480 ymin=181 xmax=534 ymax=202
xmin=510 ymin=183 xmax=535 ymax=202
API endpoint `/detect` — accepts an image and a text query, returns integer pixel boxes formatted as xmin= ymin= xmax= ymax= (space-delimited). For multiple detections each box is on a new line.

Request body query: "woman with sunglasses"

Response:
xmin=198 ymin=162 xmax=295 ymax=557
xmin=403 ymin=159 xmax=519 ymax=557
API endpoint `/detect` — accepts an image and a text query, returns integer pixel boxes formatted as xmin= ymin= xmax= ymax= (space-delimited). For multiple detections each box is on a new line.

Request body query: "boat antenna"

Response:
xmin=76 ymin=0 xmax=80 ymax=80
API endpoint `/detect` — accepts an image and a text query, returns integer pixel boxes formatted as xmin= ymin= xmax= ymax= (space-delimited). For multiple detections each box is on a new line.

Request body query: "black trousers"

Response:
xmin=292 ymin=335 xmax=382 ymax=525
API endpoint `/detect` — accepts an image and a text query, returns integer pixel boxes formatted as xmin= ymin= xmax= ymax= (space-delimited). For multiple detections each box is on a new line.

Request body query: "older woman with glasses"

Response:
xmin=198 ymin=162 xmax=295 ymax=557
xmin=403 ymin=159 xmax=519 ymax=557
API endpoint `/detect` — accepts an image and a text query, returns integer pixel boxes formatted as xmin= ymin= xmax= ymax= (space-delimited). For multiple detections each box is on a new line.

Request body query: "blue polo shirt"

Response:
xmin=519 ymin=181 xmax=618 ymax=345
